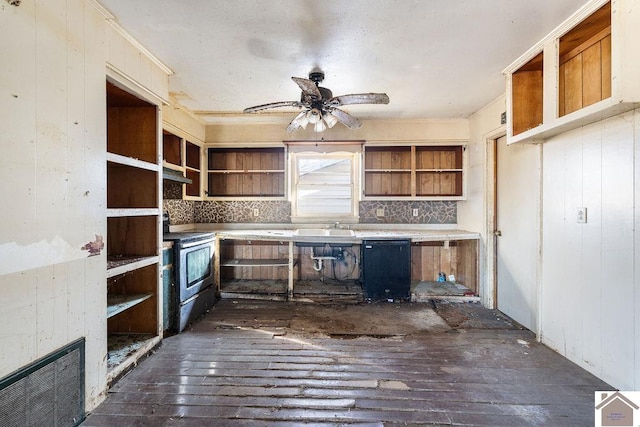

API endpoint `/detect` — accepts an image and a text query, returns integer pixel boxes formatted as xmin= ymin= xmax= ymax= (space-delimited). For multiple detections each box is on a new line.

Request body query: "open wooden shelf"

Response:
xmin=107 ymin=163 xmax=158 ymax=209
xmin=221 ymin=259 xmax=297 ymax=267
xmin=559 ymin=2 xmax=611 ymax=117
xmin=106 ymin=333 xmax=160 ymax=383
xmin=364 ymin=145 xmax=465 ymax=198
xmin=107 ymin=293 xmax=153 ymax=318
xmin=207 ymin=147 xmax=285 ymax=197
xmin=504 ymin=0 xmax=640 ymax=144
xmin=106 ymin=80 xmax=160 ymax=379
xmin=107 ymin=255 xmax=159 ymax=278
xmin=162 ymin=130 xmax=182 ymax=167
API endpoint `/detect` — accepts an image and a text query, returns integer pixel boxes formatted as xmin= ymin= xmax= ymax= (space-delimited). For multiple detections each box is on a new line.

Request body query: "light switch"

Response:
xmin=253 ymin=208 xmax=260 ymax=217
xmin=412 ymin=208 xmax=419 ymax=217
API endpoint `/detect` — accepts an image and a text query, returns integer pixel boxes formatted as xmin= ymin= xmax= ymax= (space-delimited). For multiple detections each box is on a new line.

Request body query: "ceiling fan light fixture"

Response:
xmin=243 ymin=69 xmax=389 ymax=133
xmin=286 ymin=111 xmax=309 ymax=132
xmin=323 ymin=112 xmax=338 ymax=128
xmin=306 ymin=108 xmax=322 ymax=124
xmin=314 ymin=119 xmax=327 ymax=133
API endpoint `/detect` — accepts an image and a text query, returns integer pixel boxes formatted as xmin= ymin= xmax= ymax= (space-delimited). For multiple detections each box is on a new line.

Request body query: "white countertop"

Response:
xmin=214 ymin=228 xmax=479 ymax=243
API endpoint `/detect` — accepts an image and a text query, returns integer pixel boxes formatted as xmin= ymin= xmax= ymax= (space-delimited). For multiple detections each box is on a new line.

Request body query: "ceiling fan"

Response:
xmin=243 ymin=70 xmax=389 ymax=132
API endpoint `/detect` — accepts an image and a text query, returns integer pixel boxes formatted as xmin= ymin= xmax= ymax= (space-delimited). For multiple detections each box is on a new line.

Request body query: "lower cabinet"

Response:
xmin=161 ymin=242 xmax=175 ymax=332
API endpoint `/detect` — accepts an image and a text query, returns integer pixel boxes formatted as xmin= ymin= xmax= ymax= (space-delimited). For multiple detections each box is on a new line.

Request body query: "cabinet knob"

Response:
xmin=494 ymin=230 xmax=502 ymax=237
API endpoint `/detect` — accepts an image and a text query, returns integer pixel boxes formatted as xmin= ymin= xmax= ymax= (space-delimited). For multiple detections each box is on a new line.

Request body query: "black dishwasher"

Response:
xmin=361 ymin=240 xmax=411 ymax=302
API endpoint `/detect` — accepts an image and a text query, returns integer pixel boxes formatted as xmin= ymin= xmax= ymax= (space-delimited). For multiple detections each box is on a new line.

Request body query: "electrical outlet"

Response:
xmin=576 ymin=207 xmax=587 ymax=224
xmin=253 ymin=208 xmax=260 ymax=217
xmin=376 ymin=208 xmax=385 ymax=217
xmin=412 ymin=208 xmax=419 ymax=217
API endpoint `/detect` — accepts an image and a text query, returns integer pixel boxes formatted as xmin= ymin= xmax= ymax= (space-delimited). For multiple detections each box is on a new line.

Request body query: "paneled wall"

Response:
xmin=0 ymin=0 xmax=107 ymax=411
xmin=541 ymin=109 xmax=639 ymax=390
xmin=0 ymin=0 xmax=171 ymax=412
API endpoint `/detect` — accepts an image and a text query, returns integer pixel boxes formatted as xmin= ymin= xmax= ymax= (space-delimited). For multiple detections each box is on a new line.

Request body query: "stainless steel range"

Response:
xmin=163 ymin=231 xmax=217 ymax=332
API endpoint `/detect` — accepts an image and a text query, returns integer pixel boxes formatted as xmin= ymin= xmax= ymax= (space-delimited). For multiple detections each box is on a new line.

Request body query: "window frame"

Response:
xmin=289 ymin=150 xmax=361 ymax=223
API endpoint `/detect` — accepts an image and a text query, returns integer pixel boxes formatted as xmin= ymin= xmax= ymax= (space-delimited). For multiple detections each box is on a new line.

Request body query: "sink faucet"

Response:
xmin=334 ymin=221 xmax=340 ymax=229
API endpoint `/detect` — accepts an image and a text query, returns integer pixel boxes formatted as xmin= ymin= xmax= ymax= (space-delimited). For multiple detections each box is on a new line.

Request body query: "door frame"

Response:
xmin=484 ymin=128 xmax=505 ymax=310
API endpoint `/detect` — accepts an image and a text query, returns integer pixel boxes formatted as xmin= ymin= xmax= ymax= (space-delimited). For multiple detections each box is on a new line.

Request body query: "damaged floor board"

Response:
xmin=83 ymin=300 xmax=611 ymax=426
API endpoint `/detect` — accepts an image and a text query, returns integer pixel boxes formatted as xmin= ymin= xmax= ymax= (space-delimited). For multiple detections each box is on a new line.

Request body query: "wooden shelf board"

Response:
xmin=107 ymin=293 xmax=153 ymax=318
xmin=364 ymin=169 xmax=412 ymax=173
xmin=221 ymin=259 xmax=296 ymax=267
xmin=107 ymin=152 xmax=159 ymax=172
xmin=107 ymin=256 xmax=158 ymax=278
xmin=107 ymin=208 xmax=160 ymax=217
xmin=208 ymin=170 xmax=284 ymax=174
xmin=416 ymin=169 xmax=463 ymax=173
xmin=162 ymin=161 xmax=185 ymax=172
xmin=106 ymin=333 xmax=160 ymax=383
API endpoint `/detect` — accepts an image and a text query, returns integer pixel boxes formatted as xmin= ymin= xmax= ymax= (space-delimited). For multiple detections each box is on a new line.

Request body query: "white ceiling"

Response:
xmin=99 ymin=0 xmax=588 ymax=125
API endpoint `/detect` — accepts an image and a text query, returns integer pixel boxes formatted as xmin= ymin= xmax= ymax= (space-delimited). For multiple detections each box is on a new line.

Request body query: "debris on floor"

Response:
xmin=411 ymin=280 xmax=479 ymax=303
xmin=431 ymin=300 xmax=524 ymax=329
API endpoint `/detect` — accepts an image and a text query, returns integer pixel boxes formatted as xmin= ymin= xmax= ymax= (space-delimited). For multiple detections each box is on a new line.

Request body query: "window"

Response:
xmin=290 ymin=151 xmax=359 ymax=221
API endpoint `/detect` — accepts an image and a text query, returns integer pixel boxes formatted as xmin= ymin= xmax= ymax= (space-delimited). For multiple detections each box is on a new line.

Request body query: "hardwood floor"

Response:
xmin=83 ymin=300 xmax=612 ymax=426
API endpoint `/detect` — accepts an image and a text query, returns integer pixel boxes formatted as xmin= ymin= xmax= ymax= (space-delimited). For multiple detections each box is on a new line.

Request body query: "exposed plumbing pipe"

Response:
xmin=310 ymin=247 xmax=336 ymax=272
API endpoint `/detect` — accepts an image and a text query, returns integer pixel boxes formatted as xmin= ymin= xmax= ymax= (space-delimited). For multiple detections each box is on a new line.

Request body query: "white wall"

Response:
xmin=468 ymin=95 xmax=639 ymax=389
xmin=541 ymin=109 xmax=639 ymax=390
xmin=0 ymin=0 xmax=172 ymax=411
xmin=206 ymin=118 xmax=469 ymax=145
xmin=0 ymin=0 xmax=108 ymax=409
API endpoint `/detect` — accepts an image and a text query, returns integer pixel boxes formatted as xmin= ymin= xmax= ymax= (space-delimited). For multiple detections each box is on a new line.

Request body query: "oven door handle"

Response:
xmin=178 ymin=238 xmax=216 ymax=249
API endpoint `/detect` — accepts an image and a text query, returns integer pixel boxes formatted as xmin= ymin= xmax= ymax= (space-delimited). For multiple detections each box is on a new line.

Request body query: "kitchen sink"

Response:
xmin=294 ymin=228 xmax=328 ymax=236
xmin=327 ymin=229 xmax=355 ymax=236
xmin=294 ymin=228 xmax=355 ymax=237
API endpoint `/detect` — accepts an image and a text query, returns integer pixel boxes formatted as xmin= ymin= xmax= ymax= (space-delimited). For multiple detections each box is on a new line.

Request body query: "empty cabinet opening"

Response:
xmin=559 ymin=1 xmax=611 ymax=117
xmin=511 ymin=52 xmax=543 ymax=136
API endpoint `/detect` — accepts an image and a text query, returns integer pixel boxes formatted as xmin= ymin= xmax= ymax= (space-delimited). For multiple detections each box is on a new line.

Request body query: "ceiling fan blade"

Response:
xmin=329 ymin=108 xmax=362 ymax=129
xmin=329 ymin=93 xmax=390 ymax=106
xmin=292 ymin=77 xmax=322 ymax=100
xmin=243 ymin=101 xmax=302 ymax=113
xmin=286 ymin=111 xmax=308 ymax=132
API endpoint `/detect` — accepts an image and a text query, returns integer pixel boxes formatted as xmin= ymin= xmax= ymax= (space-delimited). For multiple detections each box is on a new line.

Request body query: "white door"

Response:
xmin=495 ymin=135 xmax=540 ymax=331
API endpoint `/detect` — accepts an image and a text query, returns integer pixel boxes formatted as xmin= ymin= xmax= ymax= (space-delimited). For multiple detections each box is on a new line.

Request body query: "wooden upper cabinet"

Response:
xmin=364 ymin=145 xmax=465 ymax=199
xmin=185 ymin=141 xmax=202 ymax=198
xmin=504 ymin=0 xmax=640 ymax=144
xmin=511 ymin=53 xmax=543 ymax=136
xmin=558 ymin=1 xmax=611 ymax=117
xmin=207 ymin=147 xmax=285 ymax=198
xmin=363 ymin=146 xmax=412 ymax=197
xmin=162 ymin=131 xmax=182 ymax=167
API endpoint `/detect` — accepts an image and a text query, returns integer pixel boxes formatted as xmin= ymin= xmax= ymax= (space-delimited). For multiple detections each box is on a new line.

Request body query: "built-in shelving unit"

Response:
xmin=216 ymin=239 xmax=296 ymax=298
xmin=363 ymin=144 xmax=465 ymax=199
xmin=106 ymin=81 xmax=161 ymax=382
xmin=504 ymin=0 xmax=640 ymax=144
xmin=363 ymin=146 xmax=412 ymax=197
xmin=207 ymin=147 xmax=286 ymax=198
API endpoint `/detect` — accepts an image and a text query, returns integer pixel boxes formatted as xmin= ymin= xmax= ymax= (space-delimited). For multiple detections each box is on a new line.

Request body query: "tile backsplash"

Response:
xmin=164 ymin=198 xmax=456 ymax=225
xmin=163 ymin=199 xmax=194 ymax=225
xmin=359 ymin=201 xmax=456 ymax=224
xmin=194 ymin=201 xmax=291 ymax=223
